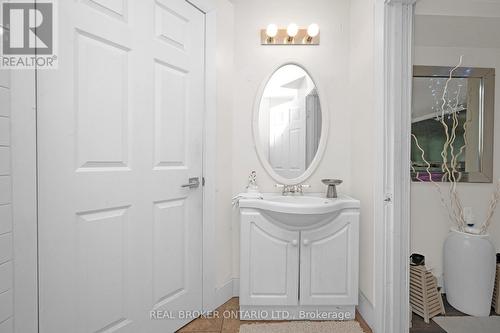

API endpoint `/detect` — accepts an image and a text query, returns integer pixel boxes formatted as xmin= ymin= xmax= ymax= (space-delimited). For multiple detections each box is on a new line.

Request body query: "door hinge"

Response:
xmin=202 ymin=177 xmax=205 ymax=186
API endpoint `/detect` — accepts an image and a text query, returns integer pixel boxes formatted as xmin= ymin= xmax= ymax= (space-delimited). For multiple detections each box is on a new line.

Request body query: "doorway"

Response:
xmin=409 ymin=1 xmax=500 ymax=332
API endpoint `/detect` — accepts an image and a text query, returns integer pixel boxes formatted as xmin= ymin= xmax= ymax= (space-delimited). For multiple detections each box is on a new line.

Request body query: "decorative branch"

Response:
xmin=411 ymin=55 xmax=500 ymax=234
xmin=479 ymin=180 xmax=500 ymax=234
xmin=412 ymin=133 xmax=456 ymax=225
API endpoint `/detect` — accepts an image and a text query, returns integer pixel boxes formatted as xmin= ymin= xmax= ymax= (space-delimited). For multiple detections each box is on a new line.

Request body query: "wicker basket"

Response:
xmin=493 ymin=263 xmax=500 ymax=315
xmin=410 ymin=265 xmax=445 ymax=323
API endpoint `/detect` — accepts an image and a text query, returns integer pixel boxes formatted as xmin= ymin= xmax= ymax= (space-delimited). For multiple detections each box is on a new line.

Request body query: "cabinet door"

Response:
xmin=300 ymin=211 xmax=359 ymax=305
xmin=240 ymin=211 xmax=300 ymax=306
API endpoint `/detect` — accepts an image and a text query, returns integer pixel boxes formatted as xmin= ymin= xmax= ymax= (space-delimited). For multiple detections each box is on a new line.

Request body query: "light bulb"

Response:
xmin=307 ymin=23 xmax=319 ymax=38
xmin=287 ymin=23 xmax=298 ymax=37
xmin=266 ymin=24 xmax=278 ymax=38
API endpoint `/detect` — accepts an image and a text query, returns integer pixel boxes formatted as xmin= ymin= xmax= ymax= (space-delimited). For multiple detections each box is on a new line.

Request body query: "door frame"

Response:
xmin=186 ymin=0 xmax=221 ymax=312
xmin=373 ymin=0 xmax=415 ymax=333
xmin=11 ymin=69 xmax=38 ymax=333
xmin=10 ymin=1 xmax=220 ymax=332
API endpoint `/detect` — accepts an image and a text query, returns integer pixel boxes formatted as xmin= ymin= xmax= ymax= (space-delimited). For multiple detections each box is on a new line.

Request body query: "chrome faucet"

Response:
xmin=275 ymin=184 xmax=310 ymax=195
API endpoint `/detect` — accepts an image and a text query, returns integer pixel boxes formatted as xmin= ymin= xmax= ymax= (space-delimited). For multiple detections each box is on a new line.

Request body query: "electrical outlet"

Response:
xmin=463 ymin=207 xmax=474 ymax=225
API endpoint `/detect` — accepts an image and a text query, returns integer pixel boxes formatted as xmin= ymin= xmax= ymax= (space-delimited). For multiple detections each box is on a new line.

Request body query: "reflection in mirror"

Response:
xmin=257 ymin=64 xmax=322 ymax=179
xmin=411 ymin=66 xmax=495 ymax=183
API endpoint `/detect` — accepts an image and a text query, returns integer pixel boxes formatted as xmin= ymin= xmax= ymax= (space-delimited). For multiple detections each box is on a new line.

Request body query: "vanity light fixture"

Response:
xmin=286 ymin=23 xmax=299 ymax=43
xmin=265 ymin=24 xmax=278 ymax=43
xmin=306 ymin=23 xmax=320 ymax=42
xmin=260 ymin=23 xmax=320 ymax=45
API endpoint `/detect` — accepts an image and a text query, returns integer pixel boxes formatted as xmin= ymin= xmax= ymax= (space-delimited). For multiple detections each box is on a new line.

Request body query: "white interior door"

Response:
xmin=37 ymin=0 xmax=205 ymax=332
xmin=288 ymin=104 xmax=306 ymax=175
xmin=269 ymin=103 xmax=306 ymax=178
xmin=269 ymin=105 xmax=288 ymax=174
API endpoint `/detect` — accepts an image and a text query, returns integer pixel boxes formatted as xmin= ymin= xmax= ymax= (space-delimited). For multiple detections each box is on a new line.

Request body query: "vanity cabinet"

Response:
xmin=239 ymin=199 xmax=359 ymax=320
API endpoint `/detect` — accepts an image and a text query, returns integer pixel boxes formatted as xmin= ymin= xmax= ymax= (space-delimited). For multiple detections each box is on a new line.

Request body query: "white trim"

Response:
xmin=232 ymin=278 xmax=240 ymax=297
xmin=374 ymin=0 xmax=415 ymax=333
xmin=211 ymin=278 xmax=240 ymax=311
xmin=373 ymin=4 xmax=386 ymax=332
xmin=374 ymin=1 xmax=414 ymax=333
xmin=189 ymin=0 xmax=219 ymax=313
xmin=11 ymin=70 xmax=38 ymax=332
xmin=357 ymin=291 xmax=375 ymax=331
xmin=214 ymin=279 xmax=234 ymax=309
xmin=251 ymin=61 xmax=330 ymax=185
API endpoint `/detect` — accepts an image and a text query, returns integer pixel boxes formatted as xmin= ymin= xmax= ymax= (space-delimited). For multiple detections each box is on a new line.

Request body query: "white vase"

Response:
xmin=443 ymin=228 xmax=496 ymax=316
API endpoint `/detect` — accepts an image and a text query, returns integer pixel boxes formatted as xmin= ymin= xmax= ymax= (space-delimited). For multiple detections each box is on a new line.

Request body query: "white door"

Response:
xmin=288 ymin=104 xmax=306 ymax=175
xmin=269 ymin=104 xmax=306 ymax=179
xmin=300 ymin=212 xmax=359 ymax=306
xmin=269 ymin=104 xmax=288 ymax=175
xmin=37 ymin=0 xmax=205 ymax=332
xmin=239 ymin=211 xmax=299 ymax=306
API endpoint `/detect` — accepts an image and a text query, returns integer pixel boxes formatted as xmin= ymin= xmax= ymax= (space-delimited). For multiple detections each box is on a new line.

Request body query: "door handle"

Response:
xmin=181 ymin=177 xmax=200 ymax=189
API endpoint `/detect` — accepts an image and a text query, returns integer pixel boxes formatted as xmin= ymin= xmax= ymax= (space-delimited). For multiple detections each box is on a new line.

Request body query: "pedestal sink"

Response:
xmin=238 ymin=193 xmax=360 ymax=229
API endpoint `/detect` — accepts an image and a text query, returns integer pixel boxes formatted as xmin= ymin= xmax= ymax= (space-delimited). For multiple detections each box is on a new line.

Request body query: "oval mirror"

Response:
xmin=253 ymin=64 xmax=327 ymax=184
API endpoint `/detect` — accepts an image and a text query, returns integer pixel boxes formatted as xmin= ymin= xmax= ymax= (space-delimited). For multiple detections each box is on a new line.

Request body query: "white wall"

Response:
xmin=231 ymin=0 xmax=352 ymax=197
xmin=412 ymin=0 xmax=500 ymax=285
xmin=231 ymin=0 xmax=352 ymax=281
xmin=229 ymin=0 xmax=377 ymax=308
xmin=214 ymin=0 xmax=236 ymax=291
xmin=349 ymin=0 xmax=376 ymax=306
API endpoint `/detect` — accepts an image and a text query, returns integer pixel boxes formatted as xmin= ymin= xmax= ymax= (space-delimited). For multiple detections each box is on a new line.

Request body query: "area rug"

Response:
xmin=433 ymin=316 xmax=500 ymax=333
xmin=239 ymin=321 xmax=364 ymax=333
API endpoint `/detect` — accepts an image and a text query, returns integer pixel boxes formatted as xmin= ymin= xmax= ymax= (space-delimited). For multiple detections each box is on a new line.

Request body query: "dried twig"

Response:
xmin=412 ymin=56 xmax=500 ymax=234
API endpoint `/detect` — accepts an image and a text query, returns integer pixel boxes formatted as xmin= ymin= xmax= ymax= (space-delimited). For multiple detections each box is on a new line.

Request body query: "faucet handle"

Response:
xmin=296 ymin=184 xmax=310 ymax=194
xmin=275 ymin=184 xmax=289 ymax=195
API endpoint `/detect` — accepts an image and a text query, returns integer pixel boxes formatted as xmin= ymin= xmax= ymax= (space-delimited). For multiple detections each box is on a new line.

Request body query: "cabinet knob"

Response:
xmin=303 ymin=239 xmax=310 ymax=246
xmin=291 ymin=240 xmax=298 ymax=247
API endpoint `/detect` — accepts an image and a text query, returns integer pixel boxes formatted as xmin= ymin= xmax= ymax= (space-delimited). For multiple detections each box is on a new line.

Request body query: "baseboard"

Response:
xmin=357 ymin=291 xmax=375 ymax=331
xmin=213 ymin=279 xmax=234 ymax=310
xmin=211 ymin=278 xmax=240 ymax=312
xmin=232 ymin=278 xmax=239 ymax=297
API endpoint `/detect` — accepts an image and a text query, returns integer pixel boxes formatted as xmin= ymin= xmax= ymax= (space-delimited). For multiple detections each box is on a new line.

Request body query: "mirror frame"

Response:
xmin=252 ymin=62 xmax=329 ymax=185
xmin=412 ymin=65 xmax=495 ymax=183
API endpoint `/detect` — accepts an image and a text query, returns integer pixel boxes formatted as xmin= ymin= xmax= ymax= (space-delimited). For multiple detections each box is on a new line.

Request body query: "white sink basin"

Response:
xmin=238 ymin=193 xmax=360 ymax=228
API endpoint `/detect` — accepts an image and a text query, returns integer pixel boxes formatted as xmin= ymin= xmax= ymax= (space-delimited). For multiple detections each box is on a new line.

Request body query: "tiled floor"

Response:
xmin=410 ymin=294 xmax=499 ymax=333
xmin=176 ymin=298 xmax=372 ymax=333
